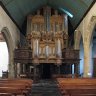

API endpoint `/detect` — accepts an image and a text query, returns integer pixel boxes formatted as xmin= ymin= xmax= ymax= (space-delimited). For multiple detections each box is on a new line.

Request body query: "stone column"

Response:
xmin=83 ymin=43 xmax=92 ymax=77
xmin=8 ymin=52 xmax=15 ymax=78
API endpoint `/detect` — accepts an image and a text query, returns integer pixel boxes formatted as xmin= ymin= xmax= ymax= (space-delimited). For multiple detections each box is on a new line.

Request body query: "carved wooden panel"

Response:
xmin=63 ymin=49 xmax=79 ymax=59
xmin=14 ymin=48 xmax=32 ymax=63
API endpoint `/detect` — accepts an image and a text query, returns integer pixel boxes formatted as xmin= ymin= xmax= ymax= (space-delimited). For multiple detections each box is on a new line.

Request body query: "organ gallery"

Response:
xmin=14 ymin=6 xmax=80 ymax=79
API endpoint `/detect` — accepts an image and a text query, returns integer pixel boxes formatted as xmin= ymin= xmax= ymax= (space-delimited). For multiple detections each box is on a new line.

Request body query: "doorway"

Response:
xmin=0 ymin=32 xmax=9 ymax=78
xmin=41 ymin=63 xmax=51 ymax=79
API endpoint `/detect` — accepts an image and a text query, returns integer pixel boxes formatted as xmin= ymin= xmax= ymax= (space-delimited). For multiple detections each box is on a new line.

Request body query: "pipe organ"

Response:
xmin=27 ymin=6 xmax=68 ymax=64
xmin=14 ymin=6 xmax=80 ymax=79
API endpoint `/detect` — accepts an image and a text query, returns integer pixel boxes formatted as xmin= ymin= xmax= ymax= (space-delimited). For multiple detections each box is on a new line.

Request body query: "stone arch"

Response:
xmin=1 ymin=27 xmax=15 ymax=78
xmin=74 ymin=30 xmax=82 ymax=49
xmin=74 ymin=30 xmax=84 ymax=75
xmin=86 ymin=16 xmax=96 ymax=77
xmin=88 ymin=16 xmax=96 ymax=46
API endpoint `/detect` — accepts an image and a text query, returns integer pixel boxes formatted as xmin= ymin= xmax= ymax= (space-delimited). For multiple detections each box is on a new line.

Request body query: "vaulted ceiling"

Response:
xmin=0 ymin=0 xmax=95 ymax=31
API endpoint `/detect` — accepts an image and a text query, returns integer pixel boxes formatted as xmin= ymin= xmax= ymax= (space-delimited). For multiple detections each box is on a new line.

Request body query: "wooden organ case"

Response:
xmin=14 ymin=6 xmax=80 ymax=79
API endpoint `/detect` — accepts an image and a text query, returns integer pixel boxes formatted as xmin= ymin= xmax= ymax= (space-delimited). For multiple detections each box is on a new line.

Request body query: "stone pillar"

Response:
xmin=8 ymin=52 xmax=15 ymax=78
xmin=83 ymin=43 xmax=92 ymax=77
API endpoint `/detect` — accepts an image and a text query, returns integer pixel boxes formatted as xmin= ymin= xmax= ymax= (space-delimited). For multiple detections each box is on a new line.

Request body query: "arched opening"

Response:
xmin=88 ymin=17 xmax=96 ymax=77
xmin=92 ymin=25 xmax=96 ymax=77
xmin=0 ymin=33 xmax=9 ymax=78
xmin=79 ymin=37 xmax=84 ymax=77
xmin=1 ymin=27 xmax=15 ymax=78
xmin=74 ymin=30 xmax=84 ymax=77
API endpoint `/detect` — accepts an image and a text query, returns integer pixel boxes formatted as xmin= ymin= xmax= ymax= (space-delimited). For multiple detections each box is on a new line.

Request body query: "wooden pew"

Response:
xmin=60 ymin=86 xmax=96 ymax=96
xmin=0 ymin=79 xmax=33 ymax=96
xmin=0 ymin=93 xmax=13 ymax=96
xmin=0 ymin=87 xmax=23 ymax=95
xmin=0 ymin=85 xmax=28 ymax=95
xmin=57 ymin=78 xmax=96 ymax=96
xmin=0 ymin=79 xmax=32 ymax=89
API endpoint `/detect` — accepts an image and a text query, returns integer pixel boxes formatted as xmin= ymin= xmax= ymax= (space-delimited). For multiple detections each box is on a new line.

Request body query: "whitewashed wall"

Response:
xmin=0 ymin=42 xmax=8 ymax=77
xmin=0 ymin=6 xmax=20 ymax=78
xmin=0 ymin=6 xmax=20 ymax=46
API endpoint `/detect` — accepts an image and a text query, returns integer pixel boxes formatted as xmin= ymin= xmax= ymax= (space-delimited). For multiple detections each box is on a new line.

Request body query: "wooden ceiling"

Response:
xmin=0 ymin=0 xmax=95 ymax=32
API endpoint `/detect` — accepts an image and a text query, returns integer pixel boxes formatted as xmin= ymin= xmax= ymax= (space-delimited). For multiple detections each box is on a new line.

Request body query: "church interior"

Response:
xmin=0 ymin=0 xmax=96 ymax=96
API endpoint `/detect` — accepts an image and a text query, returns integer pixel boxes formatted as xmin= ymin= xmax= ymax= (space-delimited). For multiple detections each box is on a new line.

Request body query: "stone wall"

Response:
xmin=74 ymin=3 xmax=96 ymax=77
xmin=0 ymin=6 xmax=20 ymax=78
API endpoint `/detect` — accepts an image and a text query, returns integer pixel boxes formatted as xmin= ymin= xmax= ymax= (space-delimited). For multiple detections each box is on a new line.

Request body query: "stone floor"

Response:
xmin=31 ymin=79 xmax=61 ymax=96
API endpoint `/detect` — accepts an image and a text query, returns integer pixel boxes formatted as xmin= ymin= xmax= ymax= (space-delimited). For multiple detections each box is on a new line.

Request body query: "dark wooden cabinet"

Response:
xmin=14 ymin=48 xmax=32 ymax=63
xmin=62 ymin=49 xmax=79 ymax=59
xmin=62 ymin=49 xmax=80 ymax=64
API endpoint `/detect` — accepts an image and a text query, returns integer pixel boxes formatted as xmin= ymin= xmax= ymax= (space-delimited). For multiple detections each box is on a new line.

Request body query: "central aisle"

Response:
xmin=31 ymin=80 xmax=61 ymax=96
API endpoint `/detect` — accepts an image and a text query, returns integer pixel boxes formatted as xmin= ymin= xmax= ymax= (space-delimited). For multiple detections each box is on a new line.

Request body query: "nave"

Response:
xmin=0 ymin=1 xmax=96 ymax=96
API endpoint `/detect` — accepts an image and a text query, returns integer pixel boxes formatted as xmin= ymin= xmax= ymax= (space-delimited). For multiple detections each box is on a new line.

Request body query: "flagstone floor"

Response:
xmin=31 ymin=79 xmax=61 ymax=96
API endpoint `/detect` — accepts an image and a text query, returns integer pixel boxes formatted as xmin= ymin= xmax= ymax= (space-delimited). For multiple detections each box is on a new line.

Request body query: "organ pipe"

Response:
xmin=57 ymin=39 xmax=62 ymax=58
